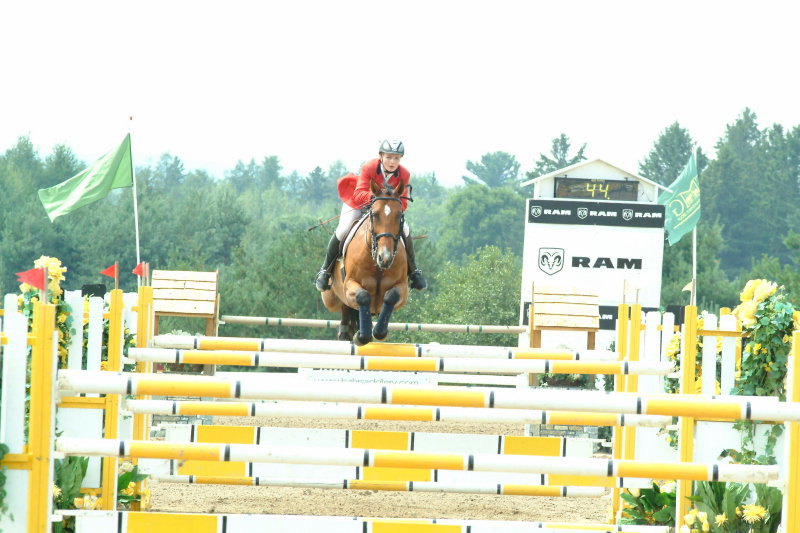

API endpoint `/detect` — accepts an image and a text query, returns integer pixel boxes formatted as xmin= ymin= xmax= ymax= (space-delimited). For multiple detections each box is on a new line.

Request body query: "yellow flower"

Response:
xmin=736 ymin=507 xmax=742 ymax=516
xmin=141 ymin=488 xmax=151 ymax=509
xmin=119 ymin=461 xmax=134 ymax=474
xmin=697 ymin=512 xmax=707 ymax=522
xmin=741 ymin=505 xmax=767 ymax=524
xmin=73 ymin=497 xmax=84 ymax=508
xmin=715 ymin=514 xmax=727 ymax=526
xmin=793 ymin=310 xmax=800 ymax=331
xmin=685 ymin=513 xmax=696 ymax=526
xmin=740 ymin=279 xmax=759 ymax=302
xmin=702 ymin=521 xmax=710 ymax=532
xmin=661 ymin=481 xmax=676 ymax=494
xmin=733 ymin=300 xmax=758 ymax=327
xmin=753 ymin=281 xmax=777 ymax=303
xmin=53 ymin=485 xmax=62 ymax=498
xmin=629 ymin=488 xmax=640 ymax=498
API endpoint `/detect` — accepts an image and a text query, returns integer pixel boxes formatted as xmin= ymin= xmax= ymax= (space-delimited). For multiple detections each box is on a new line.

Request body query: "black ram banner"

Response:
xmin=527 ymin=199 xmax=665 ymax=228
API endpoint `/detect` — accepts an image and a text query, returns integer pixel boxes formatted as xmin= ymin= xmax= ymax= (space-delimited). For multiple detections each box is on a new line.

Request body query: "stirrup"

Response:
xmin=315 ymin=268 xmax=331 ymax=291
xmin=409 ymin=269 xmax=427 ymax=290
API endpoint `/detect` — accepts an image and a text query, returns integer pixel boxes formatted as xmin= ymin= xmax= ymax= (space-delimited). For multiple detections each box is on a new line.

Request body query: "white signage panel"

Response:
xmin=520 ymin=199 xmax=665 ymax=331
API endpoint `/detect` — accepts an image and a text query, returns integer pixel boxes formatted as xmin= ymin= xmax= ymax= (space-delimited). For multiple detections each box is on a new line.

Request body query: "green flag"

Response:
xmin=658 ymin=152 xmax=701 ymax=246
xmin=38 ymin=134 xmax=133 ymax=222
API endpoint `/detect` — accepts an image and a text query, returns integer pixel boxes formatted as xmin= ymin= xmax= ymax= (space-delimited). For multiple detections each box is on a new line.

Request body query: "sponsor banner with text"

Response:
xmin=520 ymin=199 xmax=664 ymax=330
xmin=527 ymin=199 xmax=665 ymax=228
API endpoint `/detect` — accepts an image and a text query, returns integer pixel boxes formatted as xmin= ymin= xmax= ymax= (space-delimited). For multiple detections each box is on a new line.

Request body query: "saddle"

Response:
xmin=337 ymin=213 xmax=369 ymax=281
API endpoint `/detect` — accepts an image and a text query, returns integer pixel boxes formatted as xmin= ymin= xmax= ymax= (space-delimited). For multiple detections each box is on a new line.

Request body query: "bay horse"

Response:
xmin=321 ymin=180 xmax=410 ymax=345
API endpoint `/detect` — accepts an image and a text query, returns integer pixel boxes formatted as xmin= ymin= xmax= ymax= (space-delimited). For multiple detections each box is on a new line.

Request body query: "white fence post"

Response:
xmin=701 ymin=314 xmax=718 ymax=395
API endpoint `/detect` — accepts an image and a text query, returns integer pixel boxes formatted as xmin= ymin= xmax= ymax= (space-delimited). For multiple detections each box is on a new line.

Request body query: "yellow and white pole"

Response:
xmin=611 ymin=303 xmax=630 ymax=522
xmin=131 ymin=283 xmax=154 ymax=511
xmin=784 ymin=331 xmax=800 ymax=533
xmin=100 ymin=289 xmax=124 ymax=510
xmin=677 ymin=305 xmax=698 ymax=521
xmin=27 ymin=299 xmax=57 ymax=533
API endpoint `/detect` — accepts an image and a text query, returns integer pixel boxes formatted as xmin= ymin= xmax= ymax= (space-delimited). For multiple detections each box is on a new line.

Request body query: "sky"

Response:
xmin=1 ymin=1 xmax=799 ymax=188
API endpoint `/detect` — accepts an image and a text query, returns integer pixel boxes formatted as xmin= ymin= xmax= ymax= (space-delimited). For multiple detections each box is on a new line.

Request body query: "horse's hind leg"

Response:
xmin=373 ymin=287 xmax=400 ymax=341
xmin=337 ymin=308 xmax=353 ymax=341
xmin=354 ymin=289 xmax=373 ymax=346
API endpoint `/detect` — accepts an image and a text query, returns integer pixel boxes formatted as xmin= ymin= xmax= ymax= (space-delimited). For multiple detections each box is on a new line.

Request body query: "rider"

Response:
xmin=314 ymin=139 xmax=427 ymax=292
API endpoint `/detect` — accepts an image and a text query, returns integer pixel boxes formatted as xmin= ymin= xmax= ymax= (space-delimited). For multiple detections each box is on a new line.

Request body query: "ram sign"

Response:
xmin=520 ymin=198 xmax=665 ymax=333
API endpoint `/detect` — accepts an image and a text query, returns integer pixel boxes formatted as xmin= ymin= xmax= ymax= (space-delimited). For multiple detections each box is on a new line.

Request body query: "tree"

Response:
xmin=701 ymin=109 xmax=800 ymax=273
xmin=438 ymin=185 xmax=525 ymax=259
xmin=639 ymin=122 xmax=708 ymax=185
xmin=227 ymin=159 xmax=257 ymax=192
xmin=462 ymin=151 xmax=520 ymax=189
xmin=527 ymin=133 xmax=586 ymax=179
xmin=392 ymin=246 xmax=521 ymax=346
xmin=257 ymin=155 xmax=283 ymax=190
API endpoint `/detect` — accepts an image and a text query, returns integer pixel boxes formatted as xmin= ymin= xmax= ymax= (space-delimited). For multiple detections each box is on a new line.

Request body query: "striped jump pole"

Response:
xmin=61 ymin=370 xmax=800 ymax=422
xmin=152 ymin=334 xmax=618 ymax=360
xmin=127 ymin=347 xmax=672 ymax=376
xmin=152 ymin=475 xmax=605 ymax=497
xmin=55 ymin=512 xmax=671 ymax=533
xmin=55 ymin=437 xmax=778 ymax=483
xmin=125 ymin=399 xmax=673 ymax=427
xmin=221 ymin=315 xmax=527 ymax=335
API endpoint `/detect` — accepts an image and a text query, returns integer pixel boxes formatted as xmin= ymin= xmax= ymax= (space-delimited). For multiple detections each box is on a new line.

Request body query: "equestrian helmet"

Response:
xmin=379 ymin=139 xmax=405 ymax=156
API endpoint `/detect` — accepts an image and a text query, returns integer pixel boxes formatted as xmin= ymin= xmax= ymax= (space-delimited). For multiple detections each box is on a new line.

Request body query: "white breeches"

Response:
xmin=335 ymin=203 xmax=409 ymax=241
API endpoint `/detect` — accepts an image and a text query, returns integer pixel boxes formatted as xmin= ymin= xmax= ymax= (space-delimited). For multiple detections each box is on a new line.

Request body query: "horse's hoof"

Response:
xmin=354 ymin=333 xmax=373 ymax=346
xmin=337 ymin=331 xmax=353 ymax=341
xmin=373 ymin=329 xmax=387 ymax=341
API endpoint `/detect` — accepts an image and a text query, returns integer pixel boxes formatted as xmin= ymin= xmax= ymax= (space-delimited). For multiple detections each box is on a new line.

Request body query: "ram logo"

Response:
xmin=622 ymin=209 xmax=633 ymax=221
xmin=538 ymin=247 xmax=565 ymax=275
xmin=577 ymin=207 xmax=588 ymax=219
xmin=530 ymin=205 xmax=542 ymax=217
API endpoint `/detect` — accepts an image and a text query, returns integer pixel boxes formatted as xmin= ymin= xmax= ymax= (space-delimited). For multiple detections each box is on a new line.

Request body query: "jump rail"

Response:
xmin=220 ymin=314 xmax=527 ymax=334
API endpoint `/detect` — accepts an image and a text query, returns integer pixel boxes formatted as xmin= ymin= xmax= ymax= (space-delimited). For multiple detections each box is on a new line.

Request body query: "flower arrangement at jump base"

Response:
xmin=682 ymin=481 xmax=781 ymax=533
xmin=18 ymin=255 xmax=75 ymax=366
xmin=726 ymin=279 xmax=798 ymax=465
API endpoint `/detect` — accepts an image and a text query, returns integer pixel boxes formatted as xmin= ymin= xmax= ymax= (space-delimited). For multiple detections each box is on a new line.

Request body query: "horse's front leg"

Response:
xmin=373 ymin=287 xmax=401 ymax=341
xmin=354 ymin=289 xmax=373 ymax=346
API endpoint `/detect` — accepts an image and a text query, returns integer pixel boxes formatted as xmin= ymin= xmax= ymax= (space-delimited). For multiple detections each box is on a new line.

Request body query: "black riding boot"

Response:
xmin=403 ymin=233 xmax=427 ymax=290
xmin=314 ymin=234 xmax=341 ymax=291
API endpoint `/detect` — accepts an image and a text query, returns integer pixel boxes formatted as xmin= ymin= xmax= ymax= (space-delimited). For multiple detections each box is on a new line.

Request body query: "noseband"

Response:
xmin=367 ymin=195 xmax=408 ymax=268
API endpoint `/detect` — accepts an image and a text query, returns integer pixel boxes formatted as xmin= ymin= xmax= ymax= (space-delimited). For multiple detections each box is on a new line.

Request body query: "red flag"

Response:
xmin=132 ymin=262 xmax=144 ymax=276
xmin=17 ymin=268 xmax=47 ymax=291
xmin=100 ymin=264 xmax=118 ymax=278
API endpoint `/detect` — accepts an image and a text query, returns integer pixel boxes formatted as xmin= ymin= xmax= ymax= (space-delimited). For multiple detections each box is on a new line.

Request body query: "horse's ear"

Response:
xmin=395 ymin=180 xmax=405 ymax=196
xmin=370 ymin=180 xmax=381 ymax=196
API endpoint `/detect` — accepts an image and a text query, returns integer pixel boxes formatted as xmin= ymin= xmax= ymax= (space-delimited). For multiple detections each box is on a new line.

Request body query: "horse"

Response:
xmin=321 ymin=180 xmax=410 ymax=345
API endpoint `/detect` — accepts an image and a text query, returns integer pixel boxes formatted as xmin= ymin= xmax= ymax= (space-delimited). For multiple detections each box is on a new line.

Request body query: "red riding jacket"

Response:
xmin=337 ymin=158 xmax=411 ymax=210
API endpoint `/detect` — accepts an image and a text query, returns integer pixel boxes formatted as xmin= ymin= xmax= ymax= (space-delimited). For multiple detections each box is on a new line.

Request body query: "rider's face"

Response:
xmin=381 ymin=153 xmax=402 ymax=173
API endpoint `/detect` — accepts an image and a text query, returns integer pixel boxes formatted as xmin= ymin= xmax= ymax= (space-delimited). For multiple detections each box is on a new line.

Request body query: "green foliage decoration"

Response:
xmin=0 ymin=442 xmax=11 ymax=530
xmin=619 ymin=483 xmax=677 ymax=526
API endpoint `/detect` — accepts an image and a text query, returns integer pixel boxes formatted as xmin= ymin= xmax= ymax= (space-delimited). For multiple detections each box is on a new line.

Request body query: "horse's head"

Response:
xmin=368 ymin=180 xmax=406 ymax=270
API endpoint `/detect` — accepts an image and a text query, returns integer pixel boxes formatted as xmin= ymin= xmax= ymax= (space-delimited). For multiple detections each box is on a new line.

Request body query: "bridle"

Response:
xmin=366 ymin=194 xmax=411 ymax=269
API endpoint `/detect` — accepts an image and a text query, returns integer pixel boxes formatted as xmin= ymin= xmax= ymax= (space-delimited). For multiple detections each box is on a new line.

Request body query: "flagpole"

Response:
xmin=691 ymin=146 xmax=699 ymax=307
xmin=692 ymin=227 xmax=697 ymax=306
xmin=129 ymin=117 xmax=142 ymax=275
